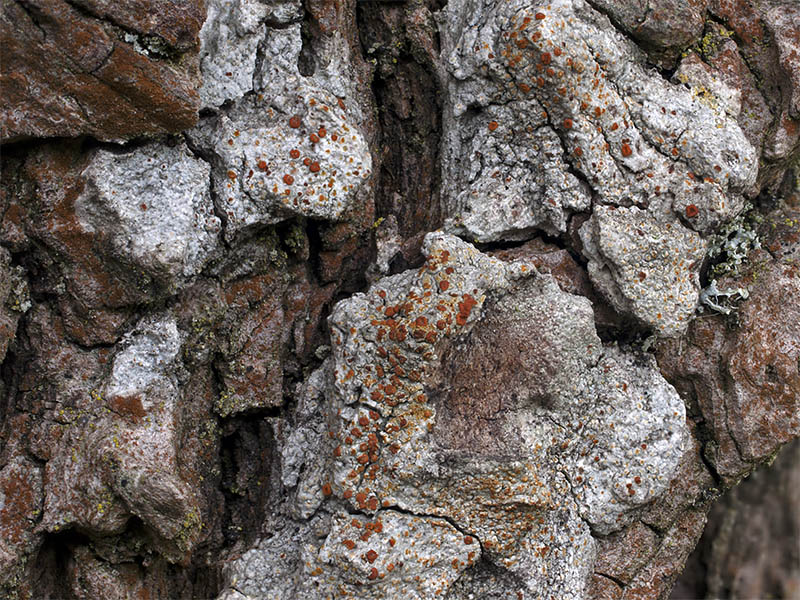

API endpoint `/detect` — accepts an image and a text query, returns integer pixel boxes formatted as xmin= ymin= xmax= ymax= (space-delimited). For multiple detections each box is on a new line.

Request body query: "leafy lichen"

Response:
xmin=700 ymin=207 xmax=762 ymax=314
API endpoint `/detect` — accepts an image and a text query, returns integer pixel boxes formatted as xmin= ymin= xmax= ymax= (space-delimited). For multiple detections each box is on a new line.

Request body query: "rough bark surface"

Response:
xmin=0 ymin=0 xmax=798 ymax=599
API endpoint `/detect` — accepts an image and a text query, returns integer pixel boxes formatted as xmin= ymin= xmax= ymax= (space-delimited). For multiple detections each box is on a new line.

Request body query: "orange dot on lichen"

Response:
xmin=258 ymin=160 xmax=268 ymax=171
xmin=310 ymin=161 xmax=321 ymax=173
xmin=488 ymin=121 xmax=499 ymax=131
xmin=621 ymin=143 xmax=633 ymax=157
xmin=227 ymin=170 xmax=237 ymax=180
xmin=290 ymin=149 xmax=300 ymax=159
xmin=283 ymin=174 xmax=294 ymax=185
xmin=563 ymin=118 xmax=573 ymax=129
xmin=541 ymin=52 xmax=551 ymax=65
xmin=289 ymin=115 xmax=301 ymax=128
xmin=685 ymin=204 xmax=699 ymax=218
xmin=310 ymin=133 xmax=320 ymax=144
xmin=535 ymin=12 xmax=546 ymax=19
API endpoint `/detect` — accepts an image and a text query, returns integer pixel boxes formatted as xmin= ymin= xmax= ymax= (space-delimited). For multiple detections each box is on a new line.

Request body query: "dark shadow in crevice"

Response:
xmin=29 ymin=528 xmax=92 ymax=600
xmin=218 ymin=416 xmax=275 ymax=549
xmin=356 ymin=1 xmax=446 ymax=240
xmin=297 ymin=14 xmax=316 ymax=77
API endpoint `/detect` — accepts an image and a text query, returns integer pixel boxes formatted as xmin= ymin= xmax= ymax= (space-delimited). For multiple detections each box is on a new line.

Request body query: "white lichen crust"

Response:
xmin=190 ymin=0 xmax=372 ymax=241
xmin=221 ymin=233 xmax=688 ymax=599
xmin=198 ymin=0 xmax=303 ymax=109
xmin=189 ymin=89 xmax=372 ymax=241
xmin=438 ymin=0 xmax=758 ymax=336
xmin=580 ymin=205 xmax=708 ymax=336
xmin=76 ymin=143 xmax=220 ymax=291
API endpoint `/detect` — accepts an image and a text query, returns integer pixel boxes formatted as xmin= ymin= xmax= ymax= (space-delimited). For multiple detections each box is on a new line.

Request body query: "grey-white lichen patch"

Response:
xmin=441 ymin=98 xmax=591 ymax=242
xmin=222 ymin=233 xmax=687 ymax=598
xmin=275 ymin=364 xmax=335 ymax=520
xmin=104 ymin=314 xmax=182 ymax=401
xmin=188 ymin=89 xmax=372 ymax=241
xmin=221 ymin=519 xmax=321 ymax=600
xmin=322 ymin=232 xmax=686 ymax=594
xmin=566 ymin=347 xmax=688 ymax=533
xmin=221 ymin=508 xmax=478 ymax=600
xmin=316 ymin=510 xmax=479 ymax=598
xmin=75 ymin=143 xmax=220 ymax=292
xmin=673 ymin=53 xmax=742 ymax=120
xmin=437 ymin=0 xmax=757 ymax=335
xmin=331 ymin=234 xmax=685 ymax=597
xmin=580 ymin=205 xmax=708 ymax=336
xmin=198 ymin=0 xmax=303 ymax=108
xmin=193 ymin=0 xmax=373 ymax=241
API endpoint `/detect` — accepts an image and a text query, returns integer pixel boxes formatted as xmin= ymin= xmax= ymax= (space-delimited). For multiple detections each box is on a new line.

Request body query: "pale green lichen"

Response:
xmin=5 ymin=266 xmax=31 ymax=314
xmin=282 ymin=221 xmax=307 ymax=255
xmin=707 ymin=209 xmax=762 ymax=279
xmin=215 ymin=388 xmax=252 ymax=418
xmin=700 ymin=208 xmax=762 ymax=314
xmin=168 ymin=506 xmax=204 ymax=559
xmin=682 ymin=26 xmax=734 ymax=60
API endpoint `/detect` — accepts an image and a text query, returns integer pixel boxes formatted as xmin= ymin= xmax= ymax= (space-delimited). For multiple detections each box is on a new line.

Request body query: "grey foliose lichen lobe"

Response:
xmin=219 ymin=233 xmax=686 ymax=598
xmin=75 ymin=143 xmax=220 ymax=292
